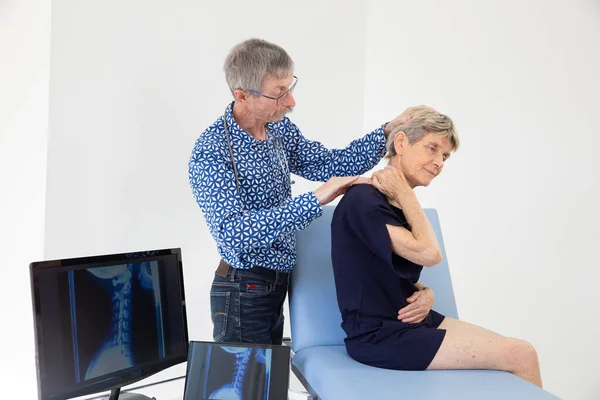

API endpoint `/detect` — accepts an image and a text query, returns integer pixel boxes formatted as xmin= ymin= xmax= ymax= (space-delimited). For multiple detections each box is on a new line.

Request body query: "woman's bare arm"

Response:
xmin=372 ymin=167 xmax=442 ymax=266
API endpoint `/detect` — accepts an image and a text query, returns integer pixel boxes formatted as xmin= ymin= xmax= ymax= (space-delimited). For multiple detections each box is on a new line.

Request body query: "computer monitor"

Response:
xmin=30 ymin=248 xmax=189 ymax=400
xmin=183 ymin=341 xmax=291 ymax=400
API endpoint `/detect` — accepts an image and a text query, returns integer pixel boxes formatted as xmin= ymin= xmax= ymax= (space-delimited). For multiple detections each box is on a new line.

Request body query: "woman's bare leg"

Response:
xmin=427 ymin=317 xmax=542 ymax=388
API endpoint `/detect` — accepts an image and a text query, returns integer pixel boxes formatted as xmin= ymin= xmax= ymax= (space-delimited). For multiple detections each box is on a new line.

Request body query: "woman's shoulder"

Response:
xmin=337 ymin=183 xmax=388 ymax=214
xmin=345 ymin=183 xmax=386 ymax=202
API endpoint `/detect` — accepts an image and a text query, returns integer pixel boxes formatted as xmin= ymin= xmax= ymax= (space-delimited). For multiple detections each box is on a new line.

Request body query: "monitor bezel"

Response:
xmin=29 ymin=248 xmax=189 ymax=400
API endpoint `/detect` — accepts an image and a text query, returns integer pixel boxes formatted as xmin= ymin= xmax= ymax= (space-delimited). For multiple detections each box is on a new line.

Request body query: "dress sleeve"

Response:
xmin=339 ymin=184 xmax=407 ymax=261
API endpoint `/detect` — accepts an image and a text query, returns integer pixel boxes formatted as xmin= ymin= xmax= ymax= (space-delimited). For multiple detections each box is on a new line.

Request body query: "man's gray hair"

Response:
xmin=386 ymin=107 xmax=460 ymax=157
xmin=224 ymin=38 xmax=294 ymax=95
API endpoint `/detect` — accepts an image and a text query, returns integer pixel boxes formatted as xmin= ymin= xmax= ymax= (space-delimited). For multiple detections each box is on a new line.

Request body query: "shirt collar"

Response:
xmin=224 ymin=101 xmax=280 ymax=149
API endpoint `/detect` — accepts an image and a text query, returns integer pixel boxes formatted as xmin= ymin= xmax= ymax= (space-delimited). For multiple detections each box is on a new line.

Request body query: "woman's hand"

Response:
xmin=371 ymin=166 xmax=412 ymax=203
xmin=397 ymin=287 xmax=435 ymax=324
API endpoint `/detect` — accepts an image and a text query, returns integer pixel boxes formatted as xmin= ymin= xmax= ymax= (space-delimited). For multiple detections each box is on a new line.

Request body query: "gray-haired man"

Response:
xmin=189 ymin=38 xmax=414 ymax=344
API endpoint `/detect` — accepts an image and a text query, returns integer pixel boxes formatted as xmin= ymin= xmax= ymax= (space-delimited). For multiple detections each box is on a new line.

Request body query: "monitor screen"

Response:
xmin=30 ymin=248 xmax=188 ymax=400
xmin=183 ymin=341 xmax=290 ymax=400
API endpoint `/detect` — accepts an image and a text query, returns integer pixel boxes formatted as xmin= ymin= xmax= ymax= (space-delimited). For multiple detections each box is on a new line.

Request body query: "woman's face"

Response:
xmin=391 ymin=132 xmax=453 ymax=188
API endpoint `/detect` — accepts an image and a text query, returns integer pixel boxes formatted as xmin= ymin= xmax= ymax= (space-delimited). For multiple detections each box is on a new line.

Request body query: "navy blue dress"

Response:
xmin=331 ymin=184 xmax=446 ymax=371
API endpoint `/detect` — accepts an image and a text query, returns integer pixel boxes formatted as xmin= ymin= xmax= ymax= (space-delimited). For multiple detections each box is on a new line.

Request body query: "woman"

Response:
xmin=330 ymin=107 xmax=542 ymax=387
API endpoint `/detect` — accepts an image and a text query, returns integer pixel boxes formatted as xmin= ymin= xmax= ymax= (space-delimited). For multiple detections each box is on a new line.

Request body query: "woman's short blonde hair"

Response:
xmin=386 ymin=107 xmax=459 ymax=157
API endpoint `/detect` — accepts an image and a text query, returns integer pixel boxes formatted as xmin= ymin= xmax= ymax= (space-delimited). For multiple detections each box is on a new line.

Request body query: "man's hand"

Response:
xmin=371 ymin=166 xmax=412 ymax=203
xmin=384 ymin=105 xmax=437 ymax=137
xmin=397 ymin=287 xmax=435 ymax=324
xmin=313 ymin=176 xmax=370 ymax=205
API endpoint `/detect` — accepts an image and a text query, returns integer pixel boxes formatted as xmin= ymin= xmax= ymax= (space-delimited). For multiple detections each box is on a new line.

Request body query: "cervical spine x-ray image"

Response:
xmin=202 ymin=346 xmax=272 ymax=400
xmin=68 ymin=261 xmax=165 ymax=382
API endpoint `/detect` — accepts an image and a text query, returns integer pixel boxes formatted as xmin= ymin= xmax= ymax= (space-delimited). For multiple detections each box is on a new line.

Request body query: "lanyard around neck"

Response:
xmin=222 ymin=108 xmax=293 ymax=211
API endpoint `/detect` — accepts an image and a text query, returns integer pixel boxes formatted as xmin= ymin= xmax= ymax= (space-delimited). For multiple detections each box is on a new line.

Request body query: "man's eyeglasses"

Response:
xmin=249 ymin=76 xmax=298 ymax=106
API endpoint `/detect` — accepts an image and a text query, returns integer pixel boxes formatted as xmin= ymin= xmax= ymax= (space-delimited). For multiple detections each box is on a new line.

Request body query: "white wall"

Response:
xmin=0 ymin=0 xmax=50 ymax=398
xmin=6 ymin=0 xmax=591 ymax=399
xmin=46 ymin=0 xmax=367 ymax=394
xmin=364 ymin=1 xmax=600 ymax=399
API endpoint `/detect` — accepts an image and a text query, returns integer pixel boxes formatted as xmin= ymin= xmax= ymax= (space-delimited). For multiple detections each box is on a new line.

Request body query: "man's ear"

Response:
xmin=233 ymin=89 xmax=248 ymax=103
xmin=394 ymin=131 xmax=406 ymax=156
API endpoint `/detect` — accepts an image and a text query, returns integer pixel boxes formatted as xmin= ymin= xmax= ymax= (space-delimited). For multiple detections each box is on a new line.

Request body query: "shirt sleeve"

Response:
xmin=188 ymin=142 xmax=323 ymax=252
xmin=340 ymin=185 xmax=407 ymax=261
xmin=284 ymin=119 xmax=387 ymax=181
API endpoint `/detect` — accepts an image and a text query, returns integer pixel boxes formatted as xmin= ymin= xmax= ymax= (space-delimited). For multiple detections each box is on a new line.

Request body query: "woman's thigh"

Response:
xmin=427 ymin=317 xmax=517 ymax=371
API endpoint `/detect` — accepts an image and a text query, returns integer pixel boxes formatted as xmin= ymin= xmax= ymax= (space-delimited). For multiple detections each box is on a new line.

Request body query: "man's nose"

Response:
xmin=283 ymin=92 xmax=296 ymax=108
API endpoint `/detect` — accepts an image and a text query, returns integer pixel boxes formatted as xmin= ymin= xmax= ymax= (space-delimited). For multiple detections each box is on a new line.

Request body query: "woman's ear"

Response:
xmin=394 ymin=131 xmax=406 ymax=156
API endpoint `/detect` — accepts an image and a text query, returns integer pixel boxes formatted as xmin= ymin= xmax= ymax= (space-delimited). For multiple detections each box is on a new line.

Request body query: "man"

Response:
xmin=188 ymin=38 xmax=413 ymax=345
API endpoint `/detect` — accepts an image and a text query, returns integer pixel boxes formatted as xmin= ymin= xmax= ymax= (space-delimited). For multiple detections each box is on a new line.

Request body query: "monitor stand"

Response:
xmin=102 ymin=388 xmax=155 ymax=400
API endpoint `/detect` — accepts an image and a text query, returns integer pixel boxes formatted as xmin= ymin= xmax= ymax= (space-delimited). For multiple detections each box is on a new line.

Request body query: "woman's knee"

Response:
xmin=505 ymin=339 xmax=539 ymax=370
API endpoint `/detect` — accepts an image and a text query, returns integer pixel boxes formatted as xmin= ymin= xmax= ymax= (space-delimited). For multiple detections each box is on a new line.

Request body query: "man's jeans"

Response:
xmin=210 ymin=262 xmax=290 ymax=345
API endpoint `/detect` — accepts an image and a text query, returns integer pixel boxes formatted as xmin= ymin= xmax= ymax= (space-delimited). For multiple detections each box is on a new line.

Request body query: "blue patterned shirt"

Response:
xmin=188 ymin=102 xmax=387 ymax=271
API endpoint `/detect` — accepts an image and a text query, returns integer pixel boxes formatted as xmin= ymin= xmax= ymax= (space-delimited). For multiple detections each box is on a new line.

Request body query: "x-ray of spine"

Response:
xmin=208 ymin=347 xmax=270 ymax=400
xmin=68 ymin=261 xmax=164 ymax=381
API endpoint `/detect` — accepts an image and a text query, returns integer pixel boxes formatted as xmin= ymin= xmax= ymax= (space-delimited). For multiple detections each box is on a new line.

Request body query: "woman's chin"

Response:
xmin=419 ymin=176 xmax=435 ymax=187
